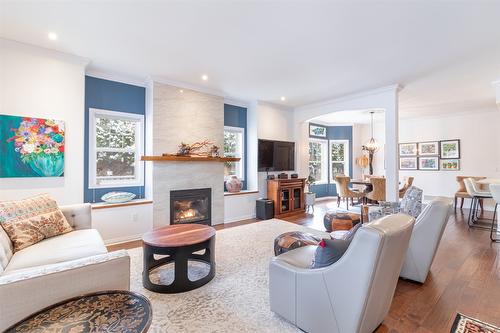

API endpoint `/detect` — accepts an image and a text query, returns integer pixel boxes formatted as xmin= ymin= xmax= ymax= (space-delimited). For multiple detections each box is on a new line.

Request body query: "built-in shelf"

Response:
xmin=141 ymin=155 xmax=240 ymax=162
xmin=91 ymin=199 xmax=153 ymax=210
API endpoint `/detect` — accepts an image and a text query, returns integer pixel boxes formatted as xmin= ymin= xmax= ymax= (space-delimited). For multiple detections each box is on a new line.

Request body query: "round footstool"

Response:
xmin=274 ymin=231 xmax=322 ymax=256
xmin=323 ymin=212 xmax=361 ymax=232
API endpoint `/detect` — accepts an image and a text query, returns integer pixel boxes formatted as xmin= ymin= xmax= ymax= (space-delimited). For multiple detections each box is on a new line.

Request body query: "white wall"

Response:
xmin=398 ymin=110 xmax=500 ymax=198
xmin=0 ymin=39 xmax=87 ymax=205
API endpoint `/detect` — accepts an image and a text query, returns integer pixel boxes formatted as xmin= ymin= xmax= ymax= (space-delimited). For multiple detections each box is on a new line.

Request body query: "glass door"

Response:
xmin=293 ymin=188 xmax=302 ymax=210
xmin=281 ymin=189 xmax=290 ymax=213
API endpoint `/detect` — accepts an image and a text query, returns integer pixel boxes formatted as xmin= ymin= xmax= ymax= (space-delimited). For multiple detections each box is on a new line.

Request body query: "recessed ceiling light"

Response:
xmin=201 ymin=74 xmax=208 ymax=81
xmin=280 ymin=96 xmax=286 ymax=101
xmin=179 ymin=89 xmax=184 ymax=93
xmin=48 ymin=32 xmax=58 ymax=41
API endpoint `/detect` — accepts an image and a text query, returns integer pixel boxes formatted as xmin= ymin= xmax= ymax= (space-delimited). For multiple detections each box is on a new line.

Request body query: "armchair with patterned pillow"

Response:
xmin=0 ymin=197 xmax=130 ymax=331
xmin=369 ymin=186 xmax=423 ymax=222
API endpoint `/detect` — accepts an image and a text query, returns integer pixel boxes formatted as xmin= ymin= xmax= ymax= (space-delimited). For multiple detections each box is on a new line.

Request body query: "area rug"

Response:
xmin=129 ymin=219 xmax=327 ymax=333
xmin=451 ymin=313 xmax=500 ymax=333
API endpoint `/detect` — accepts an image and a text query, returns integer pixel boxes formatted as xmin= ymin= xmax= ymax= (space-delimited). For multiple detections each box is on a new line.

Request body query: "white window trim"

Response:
xmin=308 ymin=138 xmax=328 ymax=184
xmin=89 ymin=108 xmax=144 ymax=189
xmin=330 ymin=139 xmax=350 ymax=181
xmin=224 ymin=125 xmax=245 ymax=181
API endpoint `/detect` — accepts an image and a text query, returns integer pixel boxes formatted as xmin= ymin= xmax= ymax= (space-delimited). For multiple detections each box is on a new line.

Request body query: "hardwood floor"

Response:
xmin=109 ymin=199 xmax=500 ymax=333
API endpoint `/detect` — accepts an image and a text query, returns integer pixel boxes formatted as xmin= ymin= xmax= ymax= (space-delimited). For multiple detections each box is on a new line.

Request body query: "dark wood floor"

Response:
xmin=109 ymin=199 xmax=500 ymax=333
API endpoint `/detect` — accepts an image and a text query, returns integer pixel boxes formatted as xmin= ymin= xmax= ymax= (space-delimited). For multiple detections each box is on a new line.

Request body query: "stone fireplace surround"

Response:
xmin=152 ymin=82 xmax=224 ymax=228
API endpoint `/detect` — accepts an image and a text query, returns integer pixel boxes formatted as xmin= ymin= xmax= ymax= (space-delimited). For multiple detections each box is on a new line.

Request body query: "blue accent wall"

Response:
xmin=224 ymin=104 xmax=247 ymax=190
xmin=309 ymin=124 xmax=353 ymax=198
xmin=84 ymin=76 xmax=146 ymax=203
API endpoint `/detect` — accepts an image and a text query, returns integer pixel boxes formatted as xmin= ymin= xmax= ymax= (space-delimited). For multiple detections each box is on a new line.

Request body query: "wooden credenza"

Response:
xmin=267 ymin=178 xmax=306 ymax=218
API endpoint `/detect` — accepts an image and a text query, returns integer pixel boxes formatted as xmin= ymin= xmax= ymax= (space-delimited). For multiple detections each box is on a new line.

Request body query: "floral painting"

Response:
xmin=0 ymin=115 xmax=65 ymax=177
xmin=418 ymin=156 xmax=439 ymax=171
xmin=399 ymin=143 xmax=417 ymax=156
xmin=418 ymin=141 xmax=439 ymax=156
xmin=440 ymin=139 xmax=460 ymax=159
xmin=441 ymin=159 xmax=460 ymax=171
xmin=399 ymin=157 xmax=417 ymax=170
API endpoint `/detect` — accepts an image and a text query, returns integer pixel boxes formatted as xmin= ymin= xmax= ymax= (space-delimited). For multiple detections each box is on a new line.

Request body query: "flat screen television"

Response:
xmin=258 ymin=139 xmax=295 ymax=171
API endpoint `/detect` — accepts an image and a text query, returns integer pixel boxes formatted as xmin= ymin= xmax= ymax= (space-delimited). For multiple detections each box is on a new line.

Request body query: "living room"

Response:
xmin=1 ymin=2 xmax=500 ymax=333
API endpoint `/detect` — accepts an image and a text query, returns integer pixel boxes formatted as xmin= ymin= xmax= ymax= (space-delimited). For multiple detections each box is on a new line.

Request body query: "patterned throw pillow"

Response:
xmin=0 ymin=194 xmax=73 ymax=252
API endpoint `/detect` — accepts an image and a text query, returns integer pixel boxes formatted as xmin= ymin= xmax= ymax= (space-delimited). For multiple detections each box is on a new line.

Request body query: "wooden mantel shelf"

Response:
xmin=141 ymin=155 xmax=240 ymax=162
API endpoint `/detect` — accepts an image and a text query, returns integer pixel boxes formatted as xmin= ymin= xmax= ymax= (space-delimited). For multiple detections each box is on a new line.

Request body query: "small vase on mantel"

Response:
xmin=225 ymin=176 xmax=242 ymax=193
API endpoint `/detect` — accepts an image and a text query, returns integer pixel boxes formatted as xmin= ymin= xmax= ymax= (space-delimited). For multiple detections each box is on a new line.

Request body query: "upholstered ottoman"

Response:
xmin=274 ymin=232 xmax=322 ymax=256
xmin=323 ymin=212 xmax=361 ymax=232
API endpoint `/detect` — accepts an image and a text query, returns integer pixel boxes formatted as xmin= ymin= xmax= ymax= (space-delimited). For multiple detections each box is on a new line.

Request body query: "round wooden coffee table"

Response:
xmin=142 ymin=224 xmax=216 ymax=293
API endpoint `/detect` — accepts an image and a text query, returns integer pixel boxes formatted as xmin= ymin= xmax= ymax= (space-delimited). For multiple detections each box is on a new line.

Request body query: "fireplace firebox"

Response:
xmin=170 ymin=188 xmax=211 ymax=226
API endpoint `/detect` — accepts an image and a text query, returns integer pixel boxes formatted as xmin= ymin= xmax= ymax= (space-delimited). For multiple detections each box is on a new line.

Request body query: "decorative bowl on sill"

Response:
xmin=101 ymin=192 xmax=136 ymax=204
xmin=225 ymin=176 xmax=242 ymax=193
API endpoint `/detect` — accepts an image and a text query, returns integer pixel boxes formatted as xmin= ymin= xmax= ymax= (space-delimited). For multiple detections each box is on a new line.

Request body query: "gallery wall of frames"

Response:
xmin=399 ymin=139 xmax=460 ymax=171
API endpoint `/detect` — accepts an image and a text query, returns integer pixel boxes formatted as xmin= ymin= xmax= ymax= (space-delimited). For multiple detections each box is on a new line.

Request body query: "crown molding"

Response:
xmin=0 ymin=38 xmax=90 ymax=67
xmin=85 ymin=67 xmax=150 ymax=87
xmin=295 ymin=84 xmax=402 ymax=111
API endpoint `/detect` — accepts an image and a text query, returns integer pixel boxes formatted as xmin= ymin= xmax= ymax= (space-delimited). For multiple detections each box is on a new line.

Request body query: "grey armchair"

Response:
xmin=269 ymin=214 xmax=415 ymax=333
xmin=399 ymin=197 xmax=452 ymax=283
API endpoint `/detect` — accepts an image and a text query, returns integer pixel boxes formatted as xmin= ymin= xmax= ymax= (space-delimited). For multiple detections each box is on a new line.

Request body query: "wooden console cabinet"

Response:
xmin=267 ymin=178 xmax=306 ymax=218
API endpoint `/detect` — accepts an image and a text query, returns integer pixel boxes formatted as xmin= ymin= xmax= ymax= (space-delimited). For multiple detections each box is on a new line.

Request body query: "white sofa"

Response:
xmin=399 ymin=197 xmax=452 ymax=283
xmin=269 ymin=214 xmax=415 ymax=333
xmin=0 ymin=204 xmax=130 ymax=331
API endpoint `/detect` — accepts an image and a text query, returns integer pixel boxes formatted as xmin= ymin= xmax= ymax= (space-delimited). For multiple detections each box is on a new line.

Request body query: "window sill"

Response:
xmin=91 ymin=199 xmax=153 ymax=210
xmin=224 ymin=190 xmax=259 ymax=197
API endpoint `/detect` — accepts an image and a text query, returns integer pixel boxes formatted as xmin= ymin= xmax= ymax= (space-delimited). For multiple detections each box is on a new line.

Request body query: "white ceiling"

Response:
xmin=1 ymin=1 xmax=500 ymax=113
xmin=311 ymin=109 xmax=385 ymax=125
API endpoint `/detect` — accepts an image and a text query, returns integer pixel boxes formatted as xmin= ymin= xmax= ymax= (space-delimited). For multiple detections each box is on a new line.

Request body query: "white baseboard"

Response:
xmin=224 ymin=214 xmax=256 ymax=224
xmin=104 ymin=234 xmax=143 ymax=246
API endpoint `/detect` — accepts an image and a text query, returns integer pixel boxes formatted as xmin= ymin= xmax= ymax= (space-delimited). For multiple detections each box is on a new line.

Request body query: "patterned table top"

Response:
xmin=6 ymin=290 xmax=152 ymax=333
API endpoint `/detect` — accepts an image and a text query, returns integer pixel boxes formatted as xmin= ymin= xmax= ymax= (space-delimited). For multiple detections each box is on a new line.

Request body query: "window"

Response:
xmin=330 ymin=140 xmax=349 ymax=181
xmin=308 ymin=139 xmax=328 ymax=183
xmin=89 ymin=108 xmax=144 ymax=188
xmin=224 ymin=126 xmax=245 ymax=180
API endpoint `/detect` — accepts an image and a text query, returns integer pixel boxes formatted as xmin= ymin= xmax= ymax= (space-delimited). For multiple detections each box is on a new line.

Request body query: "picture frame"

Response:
xmin=440 ymin=159 xmax=460 ymax=171
xmin=440 ymin=139 xmax=460 ymax=159
xmin=418 ymin=141 xmax=439 ymax=156
xmin=399 ymin=143 xmax=418 ymax=156
xmin=309 ymin=124 xmax=327 ymax=138
xmin=418 ymin=156 xmax=439 ymax=171
xmin=399 ymin=157 xmax=418 ymax=170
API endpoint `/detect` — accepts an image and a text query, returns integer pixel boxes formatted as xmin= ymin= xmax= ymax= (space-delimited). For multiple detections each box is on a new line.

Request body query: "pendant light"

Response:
xmin=364 ymin=111 xmax=379 ymax=152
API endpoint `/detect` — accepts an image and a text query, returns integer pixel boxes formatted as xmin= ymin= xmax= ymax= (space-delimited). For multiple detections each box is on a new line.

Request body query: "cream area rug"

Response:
xmin=128 ymin=219 xmax=327 ymax=333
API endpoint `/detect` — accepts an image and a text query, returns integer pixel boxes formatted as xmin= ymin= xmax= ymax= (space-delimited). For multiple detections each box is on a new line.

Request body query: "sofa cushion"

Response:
xmin=0 ymin=228 xmax=13 ymax=274
xmin=3 ymin=229 xmax=107 ymax=274
xmin=0 ymin=194 xmax=73 ymax=252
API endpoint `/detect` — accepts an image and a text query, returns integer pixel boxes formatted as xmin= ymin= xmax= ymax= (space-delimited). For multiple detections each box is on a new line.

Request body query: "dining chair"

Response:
xmin=455 ymin=176 xmax=486 ymax=211
xmin=489 ymin=184 xmax=500 ymax=242
xmin=399 ymin=176 xmax=414 ymax=199
xmin=334 ymin=175 xmax=365 ymax=210
xmin=463 ymin=178 xmax=492 ymax=228
xmin=366 ymin=177 xmax=386 ymax=203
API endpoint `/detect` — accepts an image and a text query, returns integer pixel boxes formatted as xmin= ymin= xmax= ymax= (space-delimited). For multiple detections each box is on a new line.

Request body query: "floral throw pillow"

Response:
xmin=0 ymin=194 xmax=73 ymax=252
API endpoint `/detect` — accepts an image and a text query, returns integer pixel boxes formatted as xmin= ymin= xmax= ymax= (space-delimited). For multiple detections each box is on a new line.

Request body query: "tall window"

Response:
xmin=308 ymin=139 xmax=328 ymax=183
xmin=330 ymin=140 xmax=349 ymax=180
xmin=224 ymin=126 xmax=245 ymax=180
xmin=89 ymin=108 xmax=144 ymax=188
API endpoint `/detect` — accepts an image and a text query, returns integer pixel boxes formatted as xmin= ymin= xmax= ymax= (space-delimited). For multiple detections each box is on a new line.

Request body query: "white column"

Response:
xmin=246 ymin=101 xmax=259 ymax=191
xmin=384 ymin=90 xmax=399 ymax=201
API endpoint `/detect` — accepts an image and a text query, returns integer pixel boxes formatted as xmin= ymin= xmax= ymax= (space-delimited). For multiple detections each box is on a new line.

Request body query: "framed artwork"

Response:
xmin=418 ymin=141 xmax=439 ymax=156
xmin=441 ymin=159 xmax=460 ymax=171
xmin=440 ymin=139 xmax=460 ymax=159
xmin=418 ymin=157 xmax=439 ymax=171
xmin=309 ymin=124 xmax=327 ymax=138
xmin=399 ymin=157 xmax=418 ymax=170
xmin=0 ymin=115 xmax=65 ymax=178
xmin=399 ymin=143 xmax=418 ymax=156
